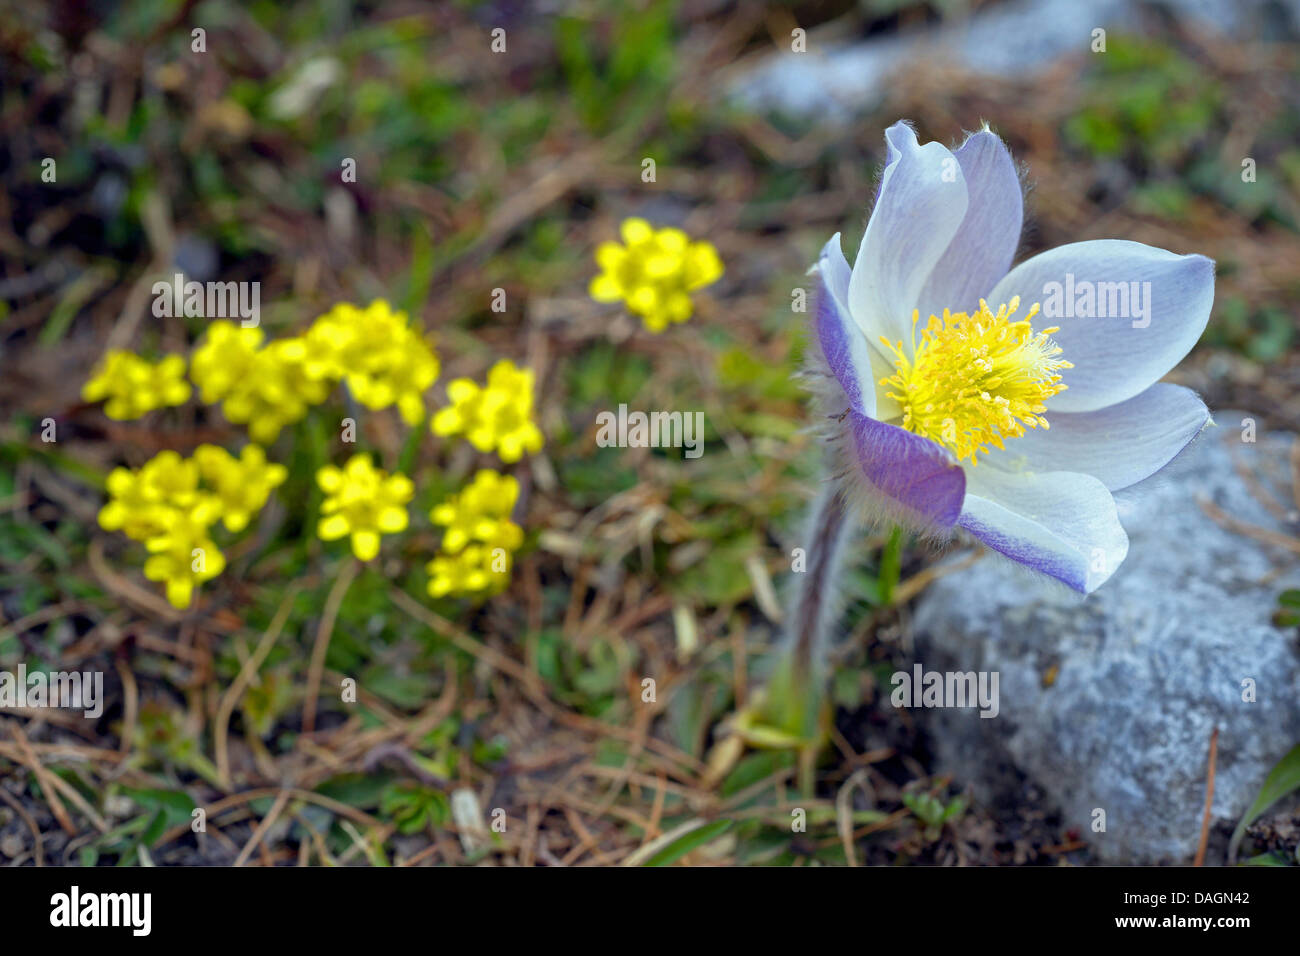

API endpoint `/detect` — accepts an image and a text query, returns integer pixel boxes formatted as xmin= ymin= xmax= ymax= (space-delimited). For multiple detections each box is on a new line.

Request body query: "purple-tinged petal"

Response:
xmin=987 ymin=240 xmax=1215 ymax=412
xmin=958 ymin=468 xmax=1129 ymax=594
xmin=849 ymin=122 xmax=969 ymax=354
xmin=815 ymin=233 xmax=877 ymax=418
xmin=985 ymin=383 xmax=1210 ymax=491
xmin=848 ymin=411 xmax=965 ymax=529
xmin=914 ymin=127 xmax=1023 ymax=320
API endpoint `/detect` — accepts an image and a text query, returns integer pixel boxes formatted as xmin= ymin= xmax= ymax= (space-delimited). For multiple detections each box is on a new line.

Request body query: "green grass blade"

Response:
xmin=1229 ymin=743 xmax=1300 ymax=863
xmin=640 ymin=819 xmax=733 ymax=867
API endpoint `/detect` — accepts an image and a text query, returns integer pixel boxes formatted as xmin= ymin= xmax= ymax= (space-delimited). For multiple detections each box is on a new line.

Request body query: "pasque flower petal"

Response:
xmin=847 ymin=411 xmax=966 ymax=529
xmin=958 ymin=467 xmax=1129 ymax=594
xmin=983 ymin=383 xmax=1210 ymax=491
xmin=987 ymin=240 xmax=1214 ymax=412
xmin=914 ymin=128 xmax=1023 ymax=320
xmin=815 ymin=234 xmax=878 ymax=418
xmin=848 ymin=121 xmax=969 ymax=354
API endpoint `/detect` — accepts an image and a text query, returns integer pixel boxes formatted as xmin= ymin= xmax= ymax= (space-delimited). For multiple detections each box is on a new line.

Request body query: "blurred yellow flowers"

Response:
xmin=427 ymin=545 xmax=512 ymax=600
xmin=316 ymin=454 xmax=413 ymax=561
xmin=427 ymin=469 xmax=523 ymax=599
xmin=589 ymin=218 xmax=723 ymax=332
xmin=85 ymin=295 xmax=540 ymax=611
xmin=430 ymin=469 xmax=523 ymax=553
xmin=188 ymin=301 xmax=440 ymax=443
xmin=194 ymin=443 xmax=288 ymax=532
xmin=82 ymin=350 xmax=191 ymax=419
xmin=310 ymin=301 xmax=440 ymax=425
xmin=96 ymin=446 xmax=283 ymax=609
xmin=223 ymin=337 xmax=334 ymax=444
xmin=189 ymin=321 xmax=263 ymax=404
xmin=432 ymin=359 xmax=543 ymax=463
xmin=99 ymin=451 xmax=200 ymax=543
xmin=143 ymin=500 xmax=226 ymax=611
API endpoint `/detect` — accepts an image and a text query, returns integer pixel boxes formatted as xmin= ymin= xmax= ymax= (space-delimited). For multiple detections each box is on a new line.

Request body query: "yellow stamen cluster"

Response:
xmin=879 ymin=298 xmax=1072 ymax=465
xmin=589 ymin=218 xmax=723 ymax=332
xmin=82 ymin=350 xmax=191 ymax=420
xmin=432 ymin=359 xmax=544 ymax=463
xmin=97 ymin=446 xmax=285 ymax=608
xmin=426 ymin=470 xmax=524 ymax=599
xmin=316 ymin=454 xmax=413 ymax=561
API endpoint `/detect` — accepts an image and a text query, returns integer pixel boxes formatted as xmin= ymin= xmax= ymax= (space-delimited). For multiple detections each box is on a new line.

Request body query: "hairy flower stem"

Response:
xmin=756 ymin=468 xmax=855 ymax=751
xmin=787 ymin=479 xmax=852 ymax=685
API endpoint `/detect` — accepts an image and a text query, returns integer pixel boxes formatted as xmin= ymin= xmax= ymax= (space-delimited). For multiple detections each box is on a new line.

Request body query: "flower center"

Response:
xmin=879 ymin=297 xmax=1071 ymax=465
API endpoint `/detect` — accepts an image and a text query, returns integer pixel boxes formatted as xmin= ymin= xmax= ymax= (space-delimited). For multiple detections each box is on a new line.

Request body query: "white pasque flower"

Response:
xmin=814 ymin=120 xmax=1215 ymax=593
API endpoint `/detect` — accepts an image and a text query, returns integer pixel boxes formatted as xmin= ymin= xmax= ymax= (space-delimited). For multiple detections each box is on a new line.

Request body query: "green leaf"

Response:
xmin=122 ymin=787 xmax=196 ymax=827
xmin=720 ymin=751 xmax=794 ymax=800
xmin=141 ymin=808 xmax=169 ymax=845
xmin=1230 ymin=744 xmax=1300 ymax=863
xmin=1276 ymin=590 xmax=1300 ymax=628
xmin=362 ymin=669 xmax=433 ymax=709
xmin=641 ymin=820 xmax=733 ymax=867
xmin=879 ymin=526 xmax=904 ymax=606
xmin=315 ymin=772 xmax=393 ymax=810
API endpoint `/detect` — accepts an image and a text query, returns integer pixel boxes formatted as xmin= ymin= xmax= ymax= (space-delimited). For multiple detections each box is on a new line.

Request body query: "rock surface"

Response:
xmin=729 ymin=0 xmax=1300 ymax=119
xmin=911 ymin=418 xmax=1300 ymax=863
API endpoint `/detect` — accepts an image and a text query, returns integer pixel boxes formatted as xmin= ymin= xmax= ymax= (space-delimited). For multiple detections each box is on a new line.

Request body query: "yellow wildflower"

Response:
xmin=194 ymin=443 xmax=288 ymax=532
xmin=97 ymin=445 xmax=286 ymax=607
xmin=431 ymin=359 xmax=544 ymax=463
xmin=138 ymin=450 xmax=203 ymax=506
xmin=316 ymin=454 xmax=413 ymax=561
xmin=308 ymin=300 xmax=439 ymax=425
xmin=142 ymin=499 xmax=226 ymax=609
xmin=82 ymin=350 xmax=191 ymax=419
xmin=189 ymin=322 xmax=265 ymax=403
xmin=219 ymin=337 xmax=331 ymax=444
xmin=98 ymin=468 xmax=156 ymax=540
xmin=429 ymin=470 xmax=524 ymax=554
xmin=98 ymin=467 xmax=173 ymax=542
xmin=426 ymin=544 xmax=512 ymax=599
xmin=98 ymin=450 xmax=204 ymax=543
xmin=589 ymin=218 xmax=723 ymax=332
xmin=301 ymin=303 xmax=363 ymax=382
xmin=343 ymin=305 xmax=439 ymax=425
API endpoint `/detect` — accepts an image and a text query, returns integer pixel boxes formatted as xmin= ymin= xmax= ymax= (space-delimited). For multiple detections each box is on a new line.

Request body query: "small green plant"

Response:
xmin=1065 ymin=37 xmax=1222 ymax=166
xmin=380 ymin=782 xmax=450 ymax=835
xmin=1230 ymin=743 xmax=1300 ymax=865
xmin=902 ymin=787 xmax=967 ymax=842
xmin=1273 ymin=590 xmax=1300 ymax=629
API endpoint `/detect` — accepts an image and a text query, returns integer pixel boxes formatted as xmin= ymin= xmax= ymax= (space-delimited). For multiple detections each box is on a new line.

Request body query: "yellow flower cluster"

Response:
xmin=83 ymin=295 xmax=540 ymax=611
xmin=194 ymin=444 xmax=289 ymax=532
xmin=426 ymin=470 xmax=523 ymax=599
xmin=316 ymin=454 xmax=413 ymax=561
xmin=189 ymin=302 xmax=438 ymax=444
xmin=308 ymin=301 xmax=440 ymax=426
xmin=82 ymin=350 xmax=191 ymax=420
xmin=190 ymin=323 xmax=317 ymax=444
xmin=97 ymin=445 xmax=285 ymax=608
xmin=432 ymin=359 xmax=543 ymax=463
xmin=589 ymin=218 xmax=723 ymax=332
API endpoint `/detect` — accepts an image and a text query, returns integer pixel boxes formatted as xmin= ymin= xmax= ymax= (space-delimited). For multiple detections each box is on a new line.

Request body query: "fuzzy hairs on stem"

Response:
xmin=782 ymin=467 xmax=855 ymax=689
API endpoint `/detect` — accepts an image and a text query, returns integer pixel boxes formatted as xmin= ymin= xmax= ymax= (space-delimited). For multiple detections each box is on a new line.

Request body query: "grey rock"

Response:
xmin=729 ymin=0 xmax=1300 ymax=119
xmin=911 ymin=417 xmax=1300 ymax=863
